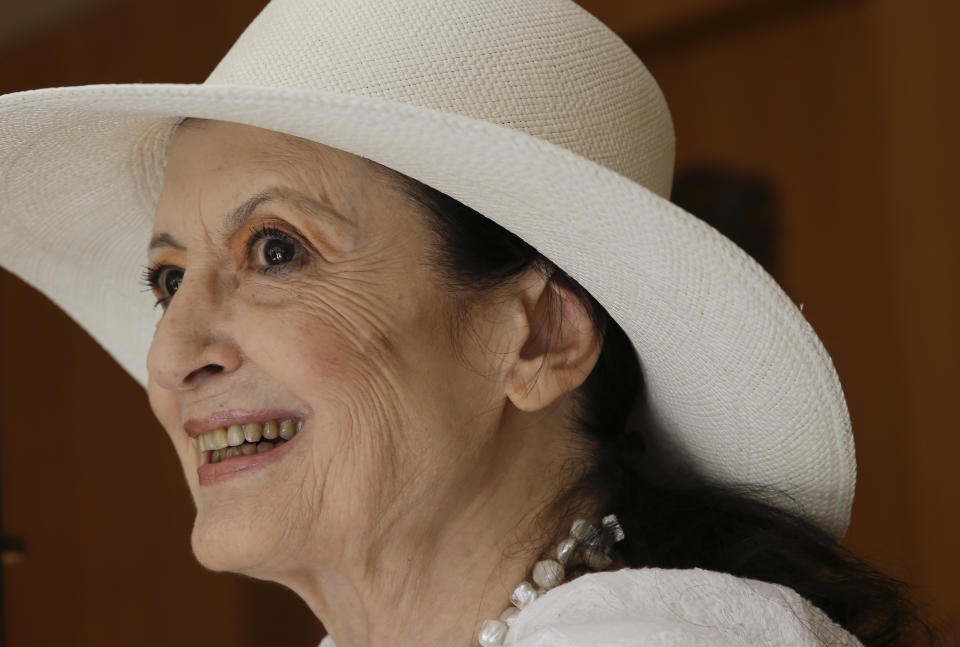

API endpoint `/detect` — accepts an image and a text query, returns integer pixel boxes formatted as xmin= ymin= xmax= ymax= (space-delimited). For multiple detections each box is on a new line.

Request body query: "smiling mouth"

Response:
xmin=195 ymin=418 xmax=303 ymax=464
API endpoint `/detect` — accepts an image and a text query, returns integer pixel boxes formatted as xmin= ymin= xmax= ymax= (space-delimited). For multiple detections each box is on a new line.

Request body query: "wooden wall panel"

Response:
xmin=578 ymin=0 xmax=758 ymax=40
xmin=0 ymin=0 xmax=110 ymax=48
xmin=865 ymin=0 xmax=960 ymax=626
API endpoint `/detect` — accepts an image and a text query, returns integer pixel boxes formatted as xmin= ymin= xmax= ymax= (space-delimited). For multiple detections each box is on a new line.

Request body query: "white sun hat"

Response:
xmin=0 ymin=0 xmax=854 ymax=538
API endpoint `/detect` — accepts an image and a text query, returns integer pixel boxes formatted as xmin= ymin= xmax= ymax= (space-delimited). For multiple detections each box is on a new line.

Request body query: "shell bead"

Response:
xmin=478 ymin=619 xmax=509 ymax=646
xmin=510 ymin=581 xmax=539 ymax=609
xmin=477 ymin=514 xmax=625 ymax=646
xmin=602 ymin=514 xmax=626 ymax=543
xmin=555 ymin=536 xmax=578 ymax=565
xmin=499 ymin=606 xmax=520 ymax=626
xmin=583 ymin=546 xmax=613 ymax=570
xmin=570 ymin=519 xmax=597 ymax=543
xmin=532 ymin=559 xmax=565 ymax=590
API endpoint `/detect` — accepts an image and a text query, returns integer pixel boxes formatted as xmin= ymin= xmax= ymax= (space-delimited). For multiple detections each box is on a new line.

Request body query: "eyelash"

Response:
xmin=140 ymin=263 xmax=179 ymax=309
xmin=140 ymin=224 xmax=307 ymax=309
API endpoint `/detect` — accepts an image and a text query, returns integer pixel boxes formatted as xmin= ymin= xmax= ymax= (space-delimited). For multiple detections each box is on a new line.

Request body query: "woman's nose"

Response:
xmin=146 ymin=269 xmax=243 ymax=392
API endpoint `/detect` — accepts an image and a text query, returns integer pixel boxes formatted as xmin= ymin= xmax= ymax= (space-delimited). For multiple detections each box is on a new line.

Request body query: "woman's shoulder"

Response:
xmin=504 ymin=567 xmax=864 ymax=647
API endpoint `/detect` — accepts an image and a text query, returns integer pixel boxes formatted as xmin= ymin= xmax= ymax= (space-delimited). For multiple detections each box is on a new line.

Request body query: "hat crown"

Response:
xmin=205 ymin=0 xmax=676 ymax=196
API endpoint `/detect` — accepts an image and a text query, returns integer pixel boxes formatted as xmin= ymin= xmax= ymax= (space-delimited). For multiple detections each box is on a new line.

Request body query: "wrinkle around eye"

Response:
xmin=237 ymin=211 xmax=362 ymax=271
xmin=236 ymin=262 xmax=328 ymax=305
xmin=237 ymin=192 xmax=360 ymax=262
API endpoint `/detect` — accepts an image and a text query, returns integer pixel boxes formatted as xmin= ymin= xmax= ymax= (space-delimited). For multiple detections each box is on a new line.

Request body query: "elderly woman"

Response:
xmin=0 ymin=0 xmax=931 ymax=646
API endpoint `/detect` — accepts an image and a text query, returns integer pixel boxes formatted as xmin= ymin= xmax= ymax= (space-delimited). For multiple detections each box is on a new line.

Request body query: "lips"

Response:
xmin=185 ymin=411 xmax=305 ymax=485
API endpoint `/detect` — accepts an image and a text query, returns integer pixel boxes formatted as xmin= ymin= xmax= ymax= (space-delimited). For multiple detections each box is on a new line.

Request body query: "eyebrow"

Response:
xmin=147 ymin=185 xmax=354 ymax=252
xmin=148 ymin=232 xmax=185 ymax=252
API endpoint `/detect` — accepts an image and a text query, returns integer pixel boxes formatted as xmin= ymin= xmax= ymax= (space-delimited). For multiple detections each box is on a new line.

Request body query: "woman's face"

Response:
xmin=146 ymin=120 xmax=517 ymax=579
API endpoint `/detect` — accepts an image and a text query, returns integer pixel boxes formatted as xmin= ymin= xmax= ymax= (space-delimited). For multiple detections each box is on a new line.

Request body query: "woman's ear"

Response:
xmin=504 ymin=272 xmax=602 ymax=412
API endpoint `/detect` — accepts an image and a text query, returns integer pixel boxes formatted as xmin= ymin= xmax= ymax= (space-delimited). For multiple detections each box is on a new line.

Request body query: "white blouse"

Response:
xmin=318 ymin=567 xmax=863 ymax=646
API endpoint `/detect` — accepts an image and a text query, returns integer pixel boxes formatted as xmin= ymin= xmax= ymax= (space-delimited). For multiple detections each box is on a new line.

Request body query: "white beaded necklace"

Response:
xmin=477 ymin=514 xmax=625 ymax=647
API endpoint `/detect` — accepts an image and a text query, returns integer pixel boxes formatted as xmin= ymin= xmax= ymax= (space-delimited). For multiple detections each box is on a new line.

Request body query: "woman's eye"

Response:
xmin=261 ymin=237 xmax=296 ymax=266
xmin=141 ymin=264 xmax=183 ymax=309
xmin=162 ymin=268 xmax=183 ymax=295
xmin=247 ymin=226 xmax=303 ymax=271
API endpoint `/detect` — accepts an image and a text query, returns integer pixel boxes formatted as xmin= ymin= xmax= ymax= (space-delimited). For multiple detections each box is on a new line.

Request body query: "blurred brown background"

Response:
xmin=1 ymin=0 xmax=957 ymax=645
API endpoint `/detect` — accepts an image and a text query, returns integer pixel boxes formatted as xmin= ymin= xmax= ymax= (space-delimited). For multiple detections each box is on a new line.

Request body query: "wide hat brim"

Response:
xmin=0 ymin=82 xmax=855 ymax=539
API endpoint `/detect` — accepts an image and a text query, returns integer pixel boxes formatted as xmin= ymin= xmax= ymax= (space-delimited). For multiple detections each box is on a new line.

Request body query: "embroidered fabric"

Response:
xmin=317 ymin=567 xmax=862 ymax=646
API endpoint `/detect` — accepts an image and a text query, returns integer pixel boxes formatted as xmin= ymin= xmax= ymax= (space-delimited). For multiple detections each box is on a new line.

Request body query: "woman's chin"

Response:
xmin=190 ymin=513 xmax=284 ymax=575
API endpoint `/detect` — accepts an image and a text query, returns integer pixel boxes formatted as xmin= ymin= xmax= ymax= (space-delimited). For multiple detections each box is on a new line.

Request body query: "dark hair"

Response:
xmin=385 ymin=168 xmax=934 ymax=647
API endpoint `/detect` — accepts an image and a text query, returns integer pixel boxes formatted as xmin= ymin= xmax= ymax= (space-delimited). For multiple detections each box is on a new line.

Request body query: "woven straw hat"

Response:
xmin=0 ymin=0 xmax=854 ymax=538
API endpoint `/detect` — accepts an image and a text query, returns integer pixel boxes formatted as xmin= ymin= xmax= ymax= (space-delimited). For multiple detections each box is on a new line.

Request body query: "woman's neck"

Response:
xmin=275 ymin=408 xmax=597 ymax=647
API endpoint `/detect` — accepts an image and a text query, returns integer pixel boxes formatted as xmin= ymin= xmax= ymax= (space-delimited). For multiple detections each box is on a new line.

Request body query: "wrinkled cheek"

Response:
xmin=242 ymin=288 xmax=416 ymax=526
xmin=250 ymin=297 xmax=395 ymax=390
xmin=297 ymin=348 xmax=411 ymax=519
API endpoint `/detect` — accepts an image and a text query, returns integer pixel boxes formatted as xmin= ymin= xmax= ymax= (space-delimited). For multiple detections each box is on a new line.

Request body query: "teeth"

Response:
xmin=209 ymin=440 xmax=283 ymax=463
xmin=196 ymin=417 xmax=302 ymax=463
xmin=243 ymin=423 xmax=262 ymax=443
xmin=227 ymin=425 xmax=245 ymax=447
xmin=211 ymin=428 xmax=228 ymax=450
xmin=262 ymin=420 xmax=279 ymax=440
